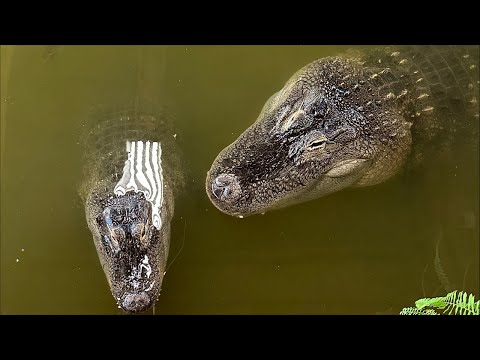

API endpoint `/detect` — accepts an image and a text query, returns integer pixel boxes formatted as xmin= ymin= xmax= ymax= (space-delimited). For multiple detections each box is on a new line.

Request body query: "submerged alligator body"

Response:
xmin=79 ymin=47 xmax=183 ymax=313
xmin=81 ymin=104 xmax=181 ymax=313
xmin=206 ymin=45 xmax=479 ymax=217
xmin=79 ymin=102 xmax=183 ymax=313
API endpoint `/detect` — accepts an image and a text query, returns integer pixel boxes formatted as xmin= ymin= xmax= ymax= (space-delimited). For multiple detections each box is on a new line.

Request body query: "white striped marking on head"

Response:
xmin=114 ymin=140 xmax=164 ymax=230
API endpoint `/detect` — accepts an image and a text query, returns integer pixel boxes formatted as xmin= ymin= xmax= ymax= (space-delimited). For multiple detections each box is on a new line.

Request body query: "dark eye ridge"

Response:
xmin=309 ymin=100 xmax=328 ymax=119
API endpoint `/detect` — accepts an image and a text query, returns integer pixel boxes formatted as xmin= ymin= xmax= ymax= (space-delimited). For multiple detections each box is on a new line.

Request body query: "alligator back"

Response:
xmin=79 ymin=101 xmax=182 ymax=201
xmin=350 ymin=45 xmax=479 ymax=160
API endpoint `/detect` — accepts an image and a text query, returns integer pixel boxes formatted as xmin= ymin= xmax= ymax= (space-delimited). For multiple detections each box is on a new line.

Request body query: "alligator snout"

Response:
xmin=211 ymin=174 xmax=241 ymax=202
xmin=122 ymin=292 xmax=151 ymax=313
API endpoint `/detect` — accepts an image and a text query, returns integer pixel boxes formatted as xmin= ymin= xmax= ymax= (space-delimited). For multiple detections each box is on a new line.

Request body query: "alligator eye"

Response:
xmin=307 ymin=139 xmax=327 ymax=150
xmin=139 ymin=224 xmax=150 ymax=247
xmin=113 ymin=227 xmax=125 ymax=237
xmin=109 ymin=228 xmax=124 ymax=252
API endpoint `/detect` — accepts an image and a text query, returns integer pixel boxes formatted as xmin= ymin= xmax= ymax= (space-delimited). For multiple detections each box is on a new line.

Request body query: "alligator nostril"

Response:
xmin=211 ymin=174 xmax=240 ymax=202
xmin=122 ymin=292 xmax=151 ymax=313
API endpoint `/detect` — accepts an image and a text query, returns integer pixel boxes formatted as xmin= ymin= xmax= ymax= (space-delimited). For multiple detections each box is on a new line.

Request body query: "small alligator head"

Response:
xmin=206 ymin=56 xmax=412 ymax=217
xmin=85 ymin=189 xmax=172 ymax=313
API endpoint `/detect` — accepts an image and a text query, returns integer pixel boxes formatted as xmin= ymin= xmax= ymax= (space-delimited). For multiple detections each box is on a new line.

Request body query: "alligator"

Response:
xmin=79 ymin=47 xmax=183 ymax=313
xmin=206 ymin=45 xmax=479 ymax=217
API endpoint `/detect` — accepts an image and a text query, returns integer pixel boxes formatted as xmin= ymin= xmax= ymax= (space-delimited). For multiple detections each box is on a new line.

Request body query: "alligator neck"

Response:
xmin=354 ymin=45 xmax=479 ymax=162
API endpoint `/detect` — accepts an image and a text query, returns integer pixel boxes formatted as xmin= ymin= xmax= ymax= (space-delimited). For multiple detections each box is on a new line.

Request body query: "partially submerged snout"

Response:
xmin=85 ymin=190 xmax=171 ymax=314
xmin=205 ymin=132 xmax=305 ymax=217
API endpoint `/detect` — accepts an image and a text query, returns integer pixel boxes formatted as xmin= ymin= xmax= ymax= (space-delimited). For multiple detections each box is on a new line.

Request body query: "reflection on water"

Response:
xmin=1 ymin=45 xmax=478 ymax=314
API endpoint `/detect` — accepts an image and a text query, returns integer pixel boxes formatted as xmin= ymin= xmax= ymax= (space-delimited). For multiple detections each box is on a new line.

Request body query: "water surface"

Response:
xmin=1 ymin=45 xmax=478 ymax=314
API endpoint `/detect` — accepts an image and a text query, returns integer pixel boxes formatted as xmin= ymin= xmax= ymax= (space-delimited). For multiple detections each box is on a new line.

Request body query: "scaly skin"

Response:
xmin=79 ymin=101 xmax=183 ymax=313
xmin=206 ymin=45 xmax=479 ymax=217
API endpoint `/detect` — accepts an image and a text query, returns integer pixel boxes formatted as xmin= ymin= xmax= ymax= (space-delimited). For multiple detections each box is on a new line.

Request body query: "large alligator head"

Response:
xmin=206 ymin=56 xmax=413 ymax=217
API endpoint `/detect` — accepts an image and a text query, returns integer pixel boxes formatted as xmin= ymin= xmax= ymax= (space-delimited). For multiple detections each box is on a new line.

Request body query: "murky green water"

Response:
xmin=1 ymin=45 xmax=478 ymax=314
